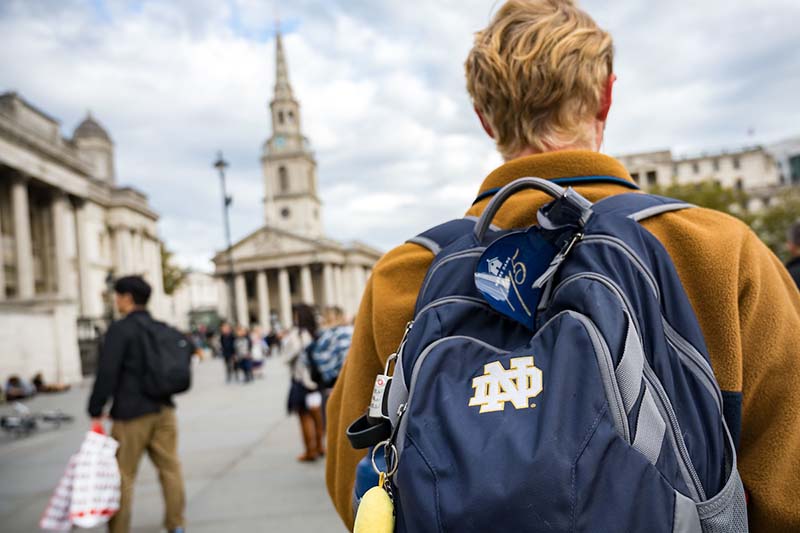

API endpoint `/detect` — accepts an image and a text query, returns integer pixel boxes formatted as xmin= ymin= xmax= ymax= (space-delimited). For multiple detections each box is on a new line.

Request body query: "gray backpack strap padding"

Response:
xmin=592 ymin=193 xmax=694 ymax=222
xmin=629 ymin=202 xmax=694 ymax=222
xmin=406 ymin=218 xmax=477 ymax=256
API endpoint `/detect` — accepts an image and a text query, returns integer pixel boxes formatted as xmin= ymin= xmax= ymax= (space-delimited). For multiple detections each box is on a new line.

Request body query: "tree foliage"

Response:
xmin=161 ymin=242 xmax=185 ymax=295
xmin=650 ymin=181 xmax=800 ymax=261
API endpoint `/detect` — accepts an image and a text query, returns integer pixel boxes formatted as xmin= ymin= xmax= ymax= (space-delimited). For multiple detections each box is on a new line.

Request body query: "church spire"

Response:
xmin=274 ymin=29 xmax=294 ymax=102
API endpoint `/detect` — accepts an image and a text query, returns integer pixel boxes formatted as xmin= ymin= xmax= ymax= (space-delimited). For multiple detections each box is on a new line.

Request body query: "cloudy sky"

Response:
xmin=1 ymin=0 xmax=798 ymax=270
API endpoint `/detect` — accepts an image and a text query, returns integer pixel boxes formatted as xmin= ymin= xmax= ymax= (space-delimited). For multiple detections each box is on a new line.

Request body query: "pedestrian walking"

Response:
xmin=283 ymin=304 xmax=324 ymax=462
xmin=308 ymin=306 xmax=353 ymax=421
xmin=87 ymin=276 xmax=187 ymax=533
xmin=786 ymin=220 xmax=800 ymax=290
xmin=250 ymin=326 xmax=267 ymax=378
xmin=326 ymin=1 xmax=800 ymax=530
xmin=234 ymin=325 xmax=254 ymax=383
xmin=219 ymin=322 xmax=237 ymax=382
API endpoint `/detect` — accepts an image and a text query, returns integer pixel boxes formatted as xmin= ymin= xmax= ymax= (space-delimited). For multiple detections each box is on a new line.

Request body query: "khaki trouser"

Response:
xmin=109 ymin=407 xmax=185 ymax=533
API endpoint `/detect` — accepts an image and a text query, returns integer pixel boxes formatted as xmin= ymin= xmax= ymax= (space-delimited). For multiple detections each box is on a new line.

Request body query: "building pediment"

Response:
xmin=213 ymin=224 xmax=342 ymax=266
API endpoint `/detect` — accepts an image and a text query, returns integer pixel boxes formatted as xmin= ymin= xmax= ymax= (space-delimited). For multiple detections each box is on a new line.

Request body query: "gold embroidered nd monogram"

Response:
xmin=468 ymin=356 xmax=543 ymax=413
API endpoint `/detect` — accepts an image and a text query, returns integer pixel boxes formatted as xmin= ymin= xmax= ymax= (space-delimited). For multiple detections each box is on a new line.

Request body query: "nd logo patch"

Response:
xmin=468 ymin=356 xmax=543 ymax=413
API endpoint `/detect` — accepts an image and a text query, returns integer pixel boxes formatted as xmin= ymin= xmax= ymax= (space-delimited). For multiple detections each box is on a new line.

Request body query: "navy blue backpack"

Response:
xmin=351 ymin=177 xmax=747 ymax=532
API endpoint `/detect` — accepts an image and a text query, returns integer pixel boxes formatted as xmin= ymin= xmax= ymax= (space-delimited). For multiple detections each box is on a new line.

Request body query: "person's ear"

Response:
xmin=596 ymin=73 xmax=616 ymax=122
xmin=475 ymin=107 xmax=494 ymax=139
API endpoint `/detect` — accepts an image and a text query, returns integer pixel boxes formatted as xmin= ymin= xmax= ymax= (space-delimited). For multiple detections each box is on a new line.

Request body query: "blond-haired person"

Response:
xmin=325 ymin=1 xmax=800 ymax=530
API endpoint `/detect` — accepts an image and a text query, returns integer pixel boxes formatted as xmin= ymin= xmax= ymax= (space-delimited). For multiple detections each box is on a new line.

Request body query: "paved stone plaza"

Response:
xmin=0 ymin=356 xmax=347 ymax=532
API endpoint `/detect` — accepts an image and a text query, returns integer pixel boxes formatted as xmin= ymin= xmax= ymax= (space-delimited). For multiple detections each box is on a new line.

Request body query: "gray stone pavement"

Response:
xmin=0 ymin=356 xmax=348 ymax=532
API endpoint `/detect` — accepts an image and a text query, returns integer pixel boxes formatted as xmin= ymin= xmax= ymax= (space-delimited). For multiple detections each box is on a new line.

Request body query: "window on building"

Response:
xmin=646 ymin=171 xmax=657 ymax=187
xmin=630 ymin=172 xmax=640 ymax=183
xmin=712 ymin=158 xmax=719 ymax=171
xmin=732 ymin=156 xmax=740 ymax=169
xmin=281 ymin=207 xmax=290 ymax=219
xmin=692 ymin=162 xmax=699 ymax=174
xmin=789 ymin=155 xmax=800 ymax=184
xmin=278 ymin=111 xmax=285 ymax=125
xmin=278 ymin=166 xmax=288 ymax=192
xmin=735 ymin=178 xmax=743 ymax=191
xmin=288 ymin=110 xmax=295 ymax=122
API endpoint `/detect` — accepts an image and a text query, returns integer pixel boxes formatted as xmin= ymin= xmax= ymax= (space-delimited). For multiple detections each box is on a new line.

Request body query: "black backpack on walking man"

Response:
xmin=134 ymin=315 xmax=193 ymax=399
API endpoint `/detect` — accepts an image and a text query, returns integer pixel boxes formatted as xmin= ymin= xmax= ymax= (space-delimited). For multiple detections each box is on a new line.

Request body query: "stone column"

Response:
xmin=278 ymin=267 xmax=292 ymax=329
xmin=234 ymin=272 xmax=249 ymax=327
xmin=256 ymin=270 xmax=271 ymax=332
xmin=74 ymin=200 xmax=93 ymax=315
xmin=349 ymin=265 xmax=364 ymax=315
xmin=11 ymin=178 xmax=34 ymax=298
xmin=299 ymin=264 xmax=314 ymax=304
xmin=52 ymin=192 xmax=74 ymax=298
xmin=0 ymin=205 xmax=6 ymax=300
xmin=322 ymin=263 xmax=335 ymax=306
xmin=333 ymin=265 xmax=344 ymax=308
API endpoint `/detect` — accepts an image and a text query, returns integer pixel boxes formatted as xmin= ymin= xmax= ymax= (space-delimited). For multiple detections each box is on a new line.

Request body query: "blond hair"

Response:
xmin=465 ymin=0 xmax=613 ymax=159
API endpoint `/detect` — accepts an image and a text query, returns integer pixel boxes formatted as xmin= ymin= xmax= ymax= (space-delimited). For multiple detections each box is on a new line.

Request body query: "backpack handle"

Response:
xmin=474 ymin=177 xmax=588 ymax=241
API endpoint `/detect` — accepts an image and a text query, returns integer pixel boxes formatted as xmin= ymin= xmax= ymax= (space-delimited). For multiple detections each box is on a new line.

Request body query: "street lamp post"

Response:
xmin=214 ymin=151 xmax=236 ymax=322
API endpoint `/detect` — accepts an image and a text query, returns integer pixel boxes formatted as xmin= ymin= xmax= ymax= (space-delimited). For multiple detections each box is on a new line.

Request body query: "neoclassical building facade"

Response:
xmin=213 ymin=32 xmax=382 ymax=330
xmin=0 ymin=92 xmax=166 ymax=383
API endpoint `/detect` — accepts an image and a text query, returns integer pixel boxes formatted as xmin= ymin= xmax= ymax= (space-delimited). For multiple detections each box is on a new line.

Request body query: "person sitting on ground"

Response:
xmin=325 ymin=1 xmax=800 ymax=530
xmin=31 ymin=372 xmax=70 ymax=393
xmin=5 ymin=375 xmax=36 ymax=402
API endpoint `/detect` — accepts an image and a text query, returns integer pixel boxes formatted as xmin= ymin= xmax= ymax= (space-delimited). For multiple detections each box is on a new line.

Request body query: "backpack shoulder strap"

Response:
xmin=591 ymin=192 xmax=694 ymax=222
xmin=406 ymin=218 xmax=478 ymax=256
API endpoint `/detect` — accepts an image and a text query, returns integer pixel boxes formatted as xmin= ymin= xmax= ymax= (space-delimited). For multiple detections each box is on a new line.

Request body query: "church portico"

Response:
xmin=217 ymin=253 xmax=374 ymax=330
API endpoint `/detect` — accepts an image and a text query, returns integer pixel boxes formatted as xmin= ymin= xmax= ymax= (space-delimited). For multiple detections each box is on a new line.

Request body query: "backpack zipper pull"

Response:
xmin=532 ymin=232 xmax=582 ymax=289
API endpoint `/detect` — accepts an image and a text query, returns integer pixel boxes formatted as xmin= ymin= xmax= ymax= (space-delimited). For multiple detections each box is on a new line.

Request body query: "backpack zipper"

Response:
xmin=415 ymin=295 xmax=491 ymax=319
xmin=417 ymin=248 xmax=485 ymax=307
xmin=548 ymin=272 xmax=706 ymax=501
xmin=662 ymin=319 xmax=722 ymax=413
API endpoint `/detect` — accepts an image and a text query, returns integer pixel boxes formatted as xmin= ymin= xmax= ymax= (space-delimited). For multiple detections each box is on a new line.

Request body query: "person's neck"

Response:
xmin=506 ymin=142 xmax=598 ymax=162
xmin=505 ymin=121 xmax=604 ymax=161
xmin=123 ymin=306 xmax=147 ymax=316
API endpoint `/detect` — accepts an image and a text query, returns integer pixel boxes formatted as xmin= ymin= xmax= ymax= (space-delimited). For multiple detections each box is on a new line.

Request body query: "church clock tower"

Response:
xmin=261 ymin=30 xmax=322 ymax=237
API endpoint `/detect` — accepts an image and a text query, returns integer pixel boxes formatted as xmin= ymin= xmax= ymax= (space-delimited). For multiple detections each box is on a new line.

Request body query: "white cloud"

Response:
xmin=1 ymin=0 xmax=798 ymax=270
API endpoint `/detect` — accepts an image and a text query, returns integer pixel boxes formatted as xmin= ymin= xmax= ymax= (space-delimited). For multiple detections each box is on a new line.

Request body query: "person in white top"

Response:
xmin=250 ymin=326 xmax=266 ymax=378
xmin=283 ymin=304 xmax=325 ymax=462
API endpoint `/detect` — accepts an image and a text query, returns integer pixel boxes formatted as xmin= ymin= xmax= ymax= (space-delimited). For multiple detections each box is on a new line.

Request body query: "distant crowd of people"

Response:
xmin=207 ymin=305 xmax=354 ymax=462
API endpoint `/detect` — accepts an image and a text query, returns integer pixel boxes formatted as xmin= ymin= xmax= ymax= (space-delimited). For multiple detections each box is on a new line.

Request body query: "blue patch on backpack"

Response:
xmin=474 ymin=227 xmax=557 ymax=329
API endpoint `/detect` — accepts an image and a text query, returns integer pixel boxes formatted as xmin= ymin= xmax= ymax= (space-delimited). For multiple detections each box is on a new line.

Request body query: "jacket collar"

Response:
xmin=477 ymin=150 xmax=634 ymax=197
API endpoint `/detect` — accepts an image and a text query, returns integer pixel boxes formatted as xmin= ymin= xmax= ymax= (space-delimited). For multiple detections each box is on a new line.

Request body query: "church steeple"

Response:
xmin=274 ymin=31 xmax=293 ymax=101
xmin=270 ymin=29 xmax=301 ymax=138
xmin=261 ymin=28 xmax=322 ymax=238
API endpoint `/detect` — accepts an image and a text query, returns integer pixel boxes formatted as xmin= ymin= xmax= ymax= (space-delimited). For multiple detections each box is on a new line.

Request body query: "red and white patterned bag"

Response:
xmin=40 ymin=426 xmax=120 ymax=530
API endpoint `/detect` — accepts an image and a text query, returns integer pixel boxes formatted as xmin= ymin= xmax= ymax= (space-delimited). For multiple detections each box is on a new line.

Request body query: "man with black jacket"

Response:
xmin=88 ymin=276 xmax=185 ymax=533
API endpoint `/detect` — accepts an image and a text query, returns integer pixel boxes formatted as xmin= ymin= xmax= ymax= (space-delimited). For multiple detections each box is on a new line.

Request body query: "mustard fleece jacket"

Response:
xmin=326 ymin=151 xmax=800 ymax=532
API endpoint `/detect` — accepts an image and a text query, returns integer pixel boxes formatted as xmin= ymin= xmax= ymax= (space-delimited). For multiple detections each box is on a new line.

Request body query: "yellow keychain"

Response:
xmin=354 ymin=471 xmax=395 ymax=533
xmin=354 ymin=442 xmax=397 ymax=533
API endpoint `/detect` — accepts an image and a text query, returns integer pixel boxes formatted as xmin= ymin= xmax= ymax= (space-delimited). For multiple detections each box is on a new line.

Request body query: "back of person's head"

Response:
xmin=113 ymin=275 xmax=152 ymax=306
xmin=292 ymin=303 xmax=318 ymax=337
xmin=324 ymin=305 xmax=345 ymax=325
xmin=465 ymin=0 xmax=614 ymax=159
